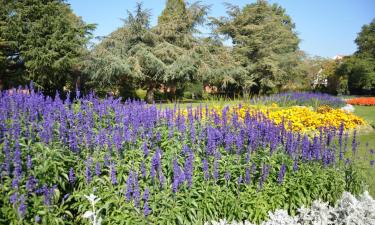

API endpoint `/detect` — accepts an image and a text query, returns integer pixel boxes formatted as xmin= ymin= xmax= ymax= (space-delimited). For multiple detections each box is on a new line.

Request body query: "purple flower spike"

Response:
xmin=225 ymin=170 xmax=231 ymax=184
xmin=69 ymin=167 xmax=75 ymax=184
xmin=95 ymin=162 xmax=101 ymax=177
xmin=125 ymin=170 xmax=133 ymax=201
xmin=111 ymin=163 xmax=117 ymax=185
xmin=18 ymin=194 xmax=27 ymax=218
xmin=202 ymin=159 xmax=209 ymax=180
xmin=184 ymin=151 xmax=194 ymax=188
xmin=277 ymin=164 xmax=287 ymax=184
xmin=143 ymin=187 xmax=151 ymax=217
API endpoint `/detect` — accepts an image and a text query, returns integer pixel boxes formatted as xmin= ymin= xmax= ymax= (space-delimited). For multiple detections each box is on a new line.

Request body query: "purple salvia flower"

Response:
xmin=133 ymin=172 xmax=140 ymax=207
xmin=258 ymin=164 xmax=270 ymax=190
xmin=104 ymin=154 xmax=110 ymax=167
xmin=237 ymin=175 xmax=242 ymax=187
xmin=43 ymin=185 xmax=56 ymax=206
xmin=69 ymin=167 xmax=75 ymax=184
xmin=158 ymin=168 xmax=166 ymax=188
xmin=225 ymin=170 xmax=231 ymax=185
xmin=18 ymin=194 xmax=27 ymax=218
xmin=26 ymin=155 xmax=32 ymax=170
xmin=184 ymin=150 xmax=194 ymax=188
xmin=10 ymin=192 xmax=18 ymax=206
xmin=143 ymin=190 xmax=151 ymax=217
xmin=111 ymin=163 xmax=117 ymax=185
xmin=213 ymin=159 xmax=219 ymax=183
xmin=172 ymin=158 xmax=181 ymax=193
xmin=85 ymin=158 xmax=92 ymax=184
xmin=143 ymin=141 xmax=149 ymax=158
xmin=125 ymin=170 xmax=133 ymax=201
xmin=150 ymin=148 xmax=161 ymax=182
xmin=13 ymin=140 xmax=22 ymax=188
xmin=301 ymin=135 xmax=310 ymax=161
xmin=12 ymin=178 xmax=19 ymax=189
xmin=26 ymin=176 xmax=38 ymax=192
xmin=352 ymin=130 xmax=357 ymax=155
xmin=245 ymin=166 xmax=251 ymax=184
xmin=95 ymin=162 xmax=101 ymax=177
xmin=156 ymin=132 xmax=161 ymax=142
xmin=141 ymin=161 xmax=147 ymax=178
xmin=63 ymin=193 xmax=70 ymax=201
xmin=182 ymin=145 xmax=190 ymax=155
xmin=202 ymin=159 xmax=209 ymax=180
xmin=293 ymin=158 xmax=299 ymax=172
xmin=2 ymin=139 xmax=11 ymax=175
xmin=277 ymin=164 xmax=287 ymax=185
xmin=338 ymin=122 xmax=344 ymax=160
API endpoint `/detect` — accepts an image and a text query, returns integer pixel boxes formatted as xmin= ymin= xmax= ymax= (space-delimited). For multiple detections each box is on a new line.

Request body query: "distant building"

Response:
xmin=333 ymin=55 xmax=344 ymax=61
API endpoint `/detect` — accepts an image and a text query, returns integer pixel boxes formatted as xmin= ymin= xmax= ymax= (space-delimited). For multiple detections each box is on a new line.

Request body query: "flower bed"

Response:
xmin=207 ymin=191 xmax=375 ymax=225
xmin=190 ymin=104 xmax=366 ymax=133
xmin=251 ymin=92 xmax=346 ymax=108
xmin=346 ymin=97 xmax=375 ymax=106
xmin=0 ymin=87 xmax=368 ymax=224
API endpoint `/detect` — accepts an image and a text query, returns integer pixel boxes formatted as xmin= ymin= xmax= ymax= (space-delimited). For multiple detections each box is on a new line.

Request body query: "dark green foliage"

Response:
xmin=335 ymin=19 xmax=375 ymax=95
xmin=0 ymin=135 xmax=362 ymax=224
xmin=86 ymin=2 xmax=209 ymax=103
xmin=0 ymin=0 xmax=95 ymax=93
xmin=211 ymin=0 xmax=301 ymax=94
xmin=355 ymin=19 xmax=375 ymax=59
xmin=155 ymin=0 xmax=208 ymax=49
xmin=337 ymin=56 xmax=375 ymax=95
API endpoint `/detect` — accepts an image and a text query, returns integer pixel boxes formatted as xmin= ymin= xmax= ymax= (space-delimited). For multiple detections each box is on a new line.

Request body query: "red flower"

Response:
xmin=346 ymin=97 xmax=375 ymax=106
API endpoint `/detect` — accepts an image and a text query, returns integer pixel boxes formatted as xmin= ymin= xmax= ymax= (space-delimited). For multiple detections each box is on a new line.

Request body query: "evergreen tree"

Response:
xmin=155 ymin=0 xmax=208 ymax=48
xmin=0 ymin=0 xmax=95 ymax=93
xmin=336 ymin=19 xmax=375 ymax=95
xmin=355 ymin=18 xmax=375 ymax=58
xmin=212 ymin=0 xmax=301 ymax=94
xmin=87 ymin=2 xmax=209 ymax=102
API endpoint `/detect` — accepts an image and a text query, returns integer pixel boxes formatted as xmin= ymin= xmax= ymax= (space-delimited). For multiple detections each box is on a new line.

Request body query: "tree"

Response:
xmin=211 ymin=0 xmax=301 ymax=94
xmin=155 ymin=0 xmax=208 ymax=49
xmin=355 ymin=18 xmax=375 ymax=58
xmin=86 ymin=3 xmax=201 ymax=103
xmin=336 ymin=19 xmax=375 ymax=95
xmin=86 ymin=2 xmax=212 ymax=103
xmin=337 ymin=56 xmax=375 ymax=95
xmin=0 ymin=0 xmax=95 ymax=93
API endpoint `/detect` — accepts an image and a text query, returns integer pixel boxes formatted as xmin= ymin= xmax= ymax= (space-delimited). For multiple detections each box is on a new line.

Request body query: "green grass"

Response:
xmin=353 ymin=106 xmax=375 ymax=196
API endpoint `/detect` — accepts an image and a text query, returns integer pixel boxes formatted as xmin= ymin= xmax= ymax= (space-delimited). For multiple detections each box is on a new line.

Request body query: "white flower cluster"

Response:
xmin=206 ymin=191 xmax=375 ymax=225
xmin=340 ymin=104 xmax=355 ymax=113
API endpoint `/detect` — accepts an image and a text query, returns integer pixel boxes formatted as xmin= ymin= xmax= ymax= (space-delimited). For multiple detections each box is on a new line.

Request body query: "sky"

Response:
xmin=67 ymin=0 xmax=375 ymax=58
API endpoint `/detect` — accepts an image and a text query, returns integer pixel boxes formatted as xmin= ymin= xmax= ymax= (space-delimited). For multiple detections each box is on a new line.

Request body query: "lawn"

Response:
xmin=354 ymin=106 xmax=375 ymax=196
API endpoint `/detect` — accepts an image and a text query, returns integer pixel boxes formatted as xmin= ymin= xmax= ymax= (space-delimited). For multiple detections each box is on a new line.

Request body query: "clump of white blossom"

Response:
xmin=341 ymin=104 xmax=355 ymax=113
xmin=82 ymin=194 xmax=102 ymax=225
xmin=205 ymin=191 xmax=375 ymax=225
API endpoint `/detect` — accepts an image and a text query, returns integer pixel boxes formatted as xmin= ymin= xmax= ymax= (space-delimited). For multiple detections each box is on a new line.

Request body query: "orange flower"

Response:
xmin=346 ymin=97 xmax=375 ymax=106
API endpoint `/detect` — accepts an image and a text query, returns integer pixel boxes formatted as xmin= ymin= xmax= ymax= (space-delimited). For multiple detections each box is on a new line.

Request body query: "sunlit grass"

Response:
xmin=353 ymin=106 xmax=375 ymax=196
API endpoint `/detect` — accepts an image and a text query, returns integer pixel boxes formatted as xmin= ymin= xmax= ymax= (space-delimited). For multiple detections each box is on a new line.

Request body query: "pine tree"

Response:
xmin=0 ymin=0 xmax=95 ymax=92
xmin=212 ymin=0 xmax=300 ymax=94
xmin=87 ymin=2 xmax=207 ymax=103
xmin=155 ymin=0 xmax=208 ymax=48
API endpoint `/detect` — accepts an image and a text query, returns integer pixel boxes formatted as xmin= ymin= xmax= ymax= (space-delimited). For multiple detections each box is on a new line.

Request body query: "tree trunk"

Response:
xmin=146 ymin=86 xmax=155 ymax=104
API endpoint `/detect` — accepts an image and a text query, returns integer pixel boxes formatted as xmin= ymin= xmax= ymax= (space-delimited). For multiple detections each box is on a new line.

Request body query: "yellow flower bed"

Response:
xmin=183 ymin=104 xmax=366 ymax=133
xmin=264 ymin=106 xmax=365 ymax=132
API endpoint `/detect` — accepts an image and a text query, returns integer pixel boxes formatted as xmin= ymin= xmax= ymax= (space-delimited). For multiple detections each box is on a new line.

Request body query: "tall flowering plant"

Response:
xmin=0 ymin=85 xmax=368 ymax=224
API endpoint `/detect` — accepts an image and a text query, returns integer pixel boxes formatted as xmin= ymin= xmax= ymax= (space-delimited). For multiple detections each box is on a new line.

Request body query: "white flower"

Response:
xmin=205 ymin=192 xmax=375 ymax=225
xmin=341 ymin=104 xmax=355 ymax=113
